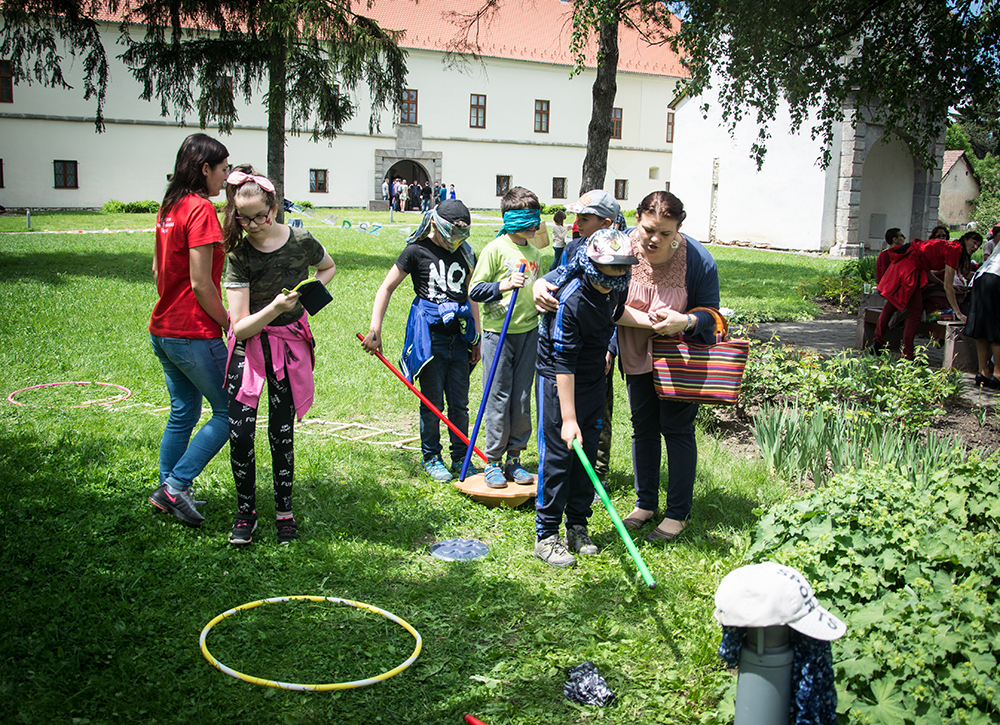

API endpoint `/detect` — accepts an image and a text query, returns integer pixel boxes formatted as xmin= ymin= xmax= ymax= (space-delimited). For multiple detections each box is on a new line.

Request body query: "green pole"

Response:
xmin=571 ymin=438 xmax=656 ymax=589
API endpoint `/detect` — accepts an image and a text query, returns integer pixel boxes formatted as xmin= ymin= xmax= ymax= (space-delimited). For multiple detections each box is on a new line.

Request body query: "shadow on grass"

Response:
xmin=0 ymin=251 xmax=152 ymax=285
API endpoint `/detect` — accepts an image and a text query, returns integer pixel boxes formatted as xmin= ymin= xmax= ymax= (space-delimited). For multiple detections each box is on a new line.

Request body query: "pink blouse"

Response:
xmin=619 ymin=230 xmax=689 ymax=375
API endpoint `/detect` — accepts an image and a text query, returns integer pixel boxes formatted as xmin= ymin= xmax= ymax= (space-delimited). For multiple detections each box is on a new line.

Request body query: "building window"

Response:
xmin=534 ymin=100 xmax=549 ymax=133
xmin=0 ymin=60 xmax=11 ymax=103
xmin=401 ymin=89 xmax=418 ymax=124
xmin=470 ymin=94 xmax=486 ymax=128
xmin=666 ymin=111 xmax=675 ymax=144
xmin=614 ymin=179 xmax=628 ymax=200
xmin=496 ymin=175 xmax=511 ymax=196
xmin=54 ymin=160 xmax=78 ymax=189
xmin=309 ymin=169 xmax=328 ymax=193
xmin=204 ymin=75 xmax=233 ymax=116
xmin=552 ymin=177 xmax=566 ymax=199
xmin=611 ymin=108 xmax=622 ymax=139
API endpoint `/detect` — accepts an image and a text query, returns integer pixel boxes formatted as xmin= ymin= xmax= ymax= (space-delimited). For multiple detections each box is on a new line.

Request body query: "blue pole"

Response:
xmin=459 ymin=263 xmax=526 ymax=482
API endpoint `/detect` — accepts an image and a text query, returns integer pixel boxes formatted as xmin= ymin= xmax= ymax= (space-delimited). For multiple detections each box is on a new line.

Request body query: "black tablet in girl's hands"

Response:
xmin=285 ymin=277 xmax=332 ymax=316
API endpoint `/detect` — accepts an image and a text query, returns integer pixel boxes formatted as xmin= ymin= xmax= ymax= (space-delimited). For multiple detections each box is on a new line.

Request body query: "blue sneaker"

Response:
xmin=423 ymin=456 xmax=453 ymax=483
xmin=504 ymin=457 xmax=535 ymax=485
xmin=484 ymin=461 xmax=508 ymax=489
xmin=451 ymin=460 xmax=482 ymax=477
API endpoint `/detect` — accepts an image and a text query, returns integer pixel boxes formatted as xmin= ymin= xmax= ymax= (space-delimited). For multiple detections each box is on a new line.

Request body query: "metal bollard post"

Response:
xmin=734 ymin=625 xmax=793 ymax=725
xmin=26 ymin=208 xmax=31 ymax=229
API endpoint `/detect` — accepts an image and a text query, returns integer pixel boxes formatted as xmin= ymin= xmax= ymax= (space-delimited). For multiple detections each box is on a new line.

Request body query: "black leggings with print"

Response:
xmin=226 ymin=332 xmax=295 ymax=516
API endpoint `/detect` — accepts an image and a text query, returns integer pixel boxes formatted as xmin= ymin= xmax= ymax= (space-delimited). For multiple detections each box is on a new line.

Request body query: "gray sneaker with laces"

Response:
xmin=566 ymin=524 xmax=599 ymax=555
xmin=149 ymin=484 xmax=205 ymax=527
xmin=534 ymin=534 xmax=577 ymax=568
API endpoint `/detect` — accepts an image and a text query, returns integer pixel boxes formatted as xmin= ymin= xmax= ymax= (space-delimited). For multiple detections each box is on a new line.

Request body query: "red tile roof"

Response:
xmin=942 ymin=149 xmax=969 ymax=178
xmin=360 ymin=0 xmax=687 ymax=78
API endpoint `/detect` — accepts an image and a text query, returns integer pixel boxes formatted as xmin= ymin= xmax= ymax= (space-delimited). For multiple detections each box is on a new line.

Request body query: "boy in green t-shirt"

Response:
xmin=469 ymin=187 xmax=544 ymax=488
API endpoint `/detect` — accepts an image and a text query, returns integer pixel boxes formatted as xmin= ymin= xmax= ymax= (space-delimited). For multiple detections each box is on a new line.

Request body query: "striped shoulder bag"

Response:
xmin=651 ymin=307 xmax=749 ymax=405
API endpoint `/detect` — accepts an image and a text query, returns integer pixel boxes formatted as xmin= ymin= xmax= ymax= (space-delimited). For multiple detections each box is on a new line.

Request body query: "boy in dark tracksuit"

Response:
xmin=534 ymin=229 xmax=637 ymax=568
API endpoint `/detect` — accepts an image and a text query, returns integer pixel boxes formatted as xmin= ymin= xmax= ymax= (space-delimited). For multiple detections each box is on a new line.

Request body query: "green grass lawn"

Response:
xmin=0 ymin=213 xmax=837 ymax=724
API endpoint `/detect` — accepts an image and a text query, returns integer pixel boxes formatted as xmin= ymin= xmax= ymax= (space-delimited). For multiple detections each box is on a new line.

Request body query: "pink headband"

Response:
xmin=226 ymin=170 xmax=275 ymax=193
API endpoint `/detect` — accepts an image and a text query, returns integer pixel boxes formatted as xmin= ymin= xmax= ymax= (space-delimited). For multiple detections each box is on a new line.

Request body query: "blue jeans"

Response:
xmin=151 ymin=335 xmax=229 ymax=490
xmin=417 ymin=331 xmax=471 ymax=463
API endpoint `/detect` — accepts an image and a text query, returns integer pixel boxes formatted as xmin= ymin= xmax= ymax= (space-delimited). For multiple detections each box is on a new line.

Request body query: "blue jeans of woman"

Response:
xmin=417 ymin=330 xmax=471 ymax=464
xmin=151 ymin=335 xmax=229 ymax=490
xmin=626 ymin=371 xmax=699 ymax=520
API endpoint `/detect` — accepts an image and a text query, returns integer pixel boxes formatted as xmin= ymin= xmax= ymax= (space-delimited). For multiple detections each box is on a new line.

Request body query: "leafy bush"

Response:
xmin=740 ymin=342 xmax=962 ymax=429
xmin=101 ymin=200 xmax=125 ymax=214
xmin=840 ymin=256 xmax=877 ymax=285
xmin=747 ymin=456 xmax=1000 ymax=724
xmin=542 ymin=203 xmax=566 ymax=215
xmin=294 ymin=200 xmax=314 ymax=209
xmin=122 ymin=200 xmax=160 ymax=214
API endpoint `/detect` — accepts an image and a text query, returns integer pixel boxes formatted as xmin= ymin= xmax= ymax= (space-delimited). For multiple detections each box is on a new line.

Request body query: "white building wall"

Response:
xmin=938 ymin=163 xmax=979 ymax=225
xmin=0 ymin=25 xmax=678 ymax=210
xmin=669 ymin=88 xmax=830 ymax=249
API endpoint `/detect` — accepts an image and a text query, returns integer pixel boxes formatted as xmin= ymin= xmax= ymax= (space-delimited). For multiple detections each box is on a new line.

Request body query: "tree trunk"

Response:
xmin=579 ymin=13 xmax=620 ymax=195
xmin=267 ymin=34 xmax=287 ymax=223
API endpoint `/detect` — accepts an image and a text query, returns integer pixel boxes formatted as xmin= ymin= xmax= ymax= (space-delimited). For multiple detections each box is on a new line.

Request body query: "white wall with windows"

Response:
xmin=0 ymin=23 xmax=680 ymax=210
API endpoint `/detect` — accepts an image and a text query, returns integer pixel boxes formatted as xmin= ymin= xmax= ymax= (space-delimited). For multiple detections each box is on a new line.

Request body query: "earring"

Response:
xmin=670 ymin=239 xmax=679 ymax=249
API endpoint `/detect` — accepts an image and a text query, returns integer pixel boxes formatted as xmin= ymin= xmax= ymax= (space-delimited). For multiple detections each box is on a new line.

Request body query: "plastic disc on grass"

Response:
xmin=429 ymin=538 xmax=489 ymax=561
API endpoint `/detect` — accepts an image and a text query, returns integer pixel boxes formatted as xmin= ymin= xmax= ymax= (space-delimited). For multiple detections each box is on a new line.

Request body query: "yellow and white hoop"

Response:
xmin=199 ymin=595 xmax=422 ymax=691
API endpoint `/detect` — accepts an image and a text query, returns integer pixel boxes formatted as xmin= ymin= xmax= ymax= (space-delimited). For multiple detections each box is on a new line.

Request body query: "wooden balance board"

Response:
xmin=453 ymin=473 xmax=536 ymax=508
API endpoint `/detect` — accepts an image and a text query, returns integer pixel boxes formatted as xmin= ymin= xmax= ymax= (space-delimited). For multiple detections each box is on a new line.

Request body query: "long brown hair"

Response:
xmin=956 ymin=231 xmax=983 ymax=276
xmin=160 ymin=134 xmax=228 ymax=219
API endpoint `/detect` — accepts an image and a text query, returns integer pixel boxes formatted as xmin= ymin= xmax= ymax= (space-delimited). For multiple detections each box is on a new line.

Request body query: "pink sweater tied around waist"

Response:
xmin=226 ymin=312 xmax=316 ymax=421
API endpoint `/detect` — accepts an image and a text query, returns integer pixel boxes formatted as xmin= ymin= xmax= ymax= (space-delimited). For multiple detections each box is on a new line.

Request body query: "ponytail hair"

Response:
xmin=636 ymin=191 xmax=687 ymax=224
xmin=160 ymin=134 xmax=229 ymax=219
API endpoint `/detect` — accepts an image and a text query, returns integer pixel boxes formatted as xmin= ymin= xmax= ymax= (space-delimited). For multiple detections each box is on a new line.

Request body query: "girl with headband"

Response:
xmin=148 ymin=133 xmax=231 ymax=529
xmin=221 ymin=165 xmax=336 ymax=545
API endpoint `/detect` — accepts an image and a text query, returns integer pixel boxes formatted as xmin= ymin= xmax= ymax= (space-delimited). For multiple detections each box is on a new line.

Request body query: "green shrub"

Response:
xmin=747 ymin=456 xmax=1000 ymax=724
xmin=542 ymin=203 xmax=566 ymax=215
xmin=122 ymin=200 xmax=160 ymax=214
xmin=102 ymin=200 xmax=125 ymax=214
xmin=740 ymin=342 xmax=962 ymax=429
xmin=214 ymin=201 xmax=225 ymax=212
xmin=840 ymin=256 xmax=877 ymax=284
xmin=294 ymin=200 xmax=314 ymax=209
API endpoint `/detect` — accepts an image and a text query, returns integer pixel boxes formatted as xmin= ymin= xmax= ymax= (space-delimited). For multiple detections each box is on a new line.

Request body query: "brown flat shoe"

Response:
xmin=622 ymin=509 xmax=657 ymax=531
xmin=645 ymin=519 xmax=686 ymax=543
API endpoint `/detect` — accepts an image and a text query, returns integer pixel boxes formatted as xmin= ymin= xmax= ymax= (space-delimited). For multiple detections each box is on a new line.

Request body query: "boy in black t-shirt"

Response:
xmin=362 ymin=200 xmax=482 ymax=483
xmin=534 ymin=229 xmax=637 ymax=568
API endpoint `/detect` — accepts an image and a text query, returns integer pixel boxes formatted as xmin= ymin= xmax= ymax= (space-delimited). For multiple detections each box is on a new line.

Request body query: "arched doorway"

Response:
xmin=386 ymin=160 xmax=429 ymax=185
xmin=386 ymin=161 xmax=430 ymax=211
xmin=858 ymin=136 xmax=914 ymax=251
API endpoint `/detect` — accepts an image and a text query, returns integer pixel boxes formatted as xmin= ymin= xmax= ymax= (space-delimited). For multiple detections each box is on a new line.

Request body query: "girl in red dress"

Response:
xmin=873 ymin=231 xmax=982 ymax=358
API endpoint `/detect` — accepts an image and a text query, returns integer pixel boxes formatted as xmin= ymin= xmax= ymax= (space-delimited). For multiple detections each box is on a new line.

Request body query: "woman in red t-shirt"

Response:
xmin=147 ymin=134 xmax=230 ymax=528
xmin=872 ymin=231 xmax=982 ymax=359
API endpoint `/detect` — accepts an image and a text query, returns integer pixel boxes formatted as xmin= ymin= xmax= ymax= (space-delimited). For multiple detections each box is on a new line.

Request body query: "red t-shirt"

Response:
xmin=149 ymin=194 xmax=225 ymax=339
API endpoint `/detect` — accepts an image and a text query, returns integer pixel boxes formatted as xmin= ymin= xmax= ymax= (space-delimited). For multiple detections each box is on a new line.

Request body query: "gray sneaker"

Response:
xmin=566 ymin=524 xmax=599 ymax=555
xmin=534 ymin=534 xmax=577 ymax=568
xmin=149 ymin=484 xmax=205 ymax=527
